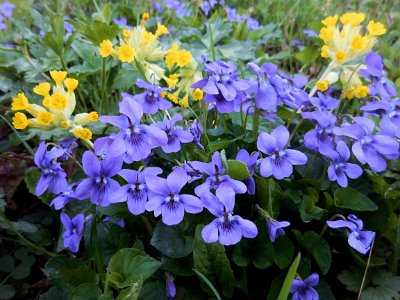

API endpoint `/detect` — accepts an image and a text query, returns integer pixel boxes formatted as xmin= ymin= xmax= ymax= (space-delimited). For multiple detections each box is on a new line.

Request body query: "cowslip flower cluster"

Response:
xmin=99 ymin=13 xmax=203 ymax=107
xmin=11 ymin=70 xmax=98 ymax=141
xmin=316 ymin=12 xmax=386 ymax=98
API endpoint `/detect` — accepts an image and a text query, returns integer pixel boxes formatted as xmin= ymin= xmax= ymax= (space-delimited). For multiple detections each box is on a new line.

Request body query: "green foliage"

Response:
xmin=108 ymin=248 xmax=161 ymax=289
xmin=193 ymin=225 xmax=236 ymax=297
xmin=334 ymin=187 xmax=378 ymax=211
xmin=277 ymin=252 xmax=301 ymax=300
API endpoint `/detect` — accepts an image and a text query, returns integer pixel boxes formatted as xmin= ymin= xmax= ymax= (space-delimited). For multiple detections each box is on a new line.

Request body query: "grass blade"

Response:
xmin=193 ymin=268 xmax=222 ymax=300
xmin=277 ymin=252 xmax=301 ymax=300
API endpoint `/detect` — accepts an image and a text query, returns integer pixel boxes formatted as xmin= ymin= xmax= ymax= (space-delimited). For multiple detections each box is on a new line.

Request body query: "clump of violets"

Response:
xmin=109 ymin=167 xmax=162 ymax=215
xmin=145 ymin=167 xmax=203 ymax=225
xmin=75 ymin=151 xmax=122 ymax=207
xmin=327 ymin=214 xmax=375 ymax=254
xmin=201 ymin=184 xmax=258 ymax=246
xmin=192 ymin=56 xmax=251 ymax=113
xmin=290 ymin=273 xmax=319 ymax=300
xmin=34 ymin=142 xmax=68 ymax=196
xmin=60 ymin=212 xmax=84 ymax=253
xmin=257 ymin=126 xmax=307 ymax=180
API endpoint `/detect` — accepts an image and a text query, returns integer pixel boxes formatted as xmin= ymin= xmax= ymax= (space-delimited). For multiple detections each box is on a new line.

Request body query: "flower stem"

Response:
xmin=357 ymin=237 xmax=375 ymax=300
xmin=309 ymin=61 xmax=336 ymax=98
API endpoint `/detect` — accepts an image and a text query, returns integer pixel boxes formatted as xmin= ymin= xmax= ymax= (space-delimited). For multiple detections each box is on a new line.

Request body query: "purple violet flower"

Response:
xmin=113 ymin=17 xmax=133 ymax=29
xmin=191 ymin=151 xmax=247 ymax=197
xmin=165 ymin=273 xmax=176 ymax=298
xmin=97 ymin=98 xmax=168 ymax=163
xmin=155 ymin=114 xmax=193 ymax=153
xmin=272 ymin=73 xmax=309 ymax=109
xmin=257 ymin=126 xmax=307 ymax=179
xmin=59 ymin=138 xmax=78 ymax=160
xmin=267 ymin=218 xmax=291 ymax=242
xmin=60 ymin=212 xmax=84 ymax=253
xmin=303 ymin=29 xmax=318 ymax=38
xmin=64 ymin=18 xmax=74 ymax=34
xmin=127 ymin=79 xmax=172 ymax=114
xmin=201 ymin=184 xmax=258 ymax=246
xmin=189 ymin=119 xmax=205 ymax=150
xmin=0 ymin=1 xmax=16 ymax=18
xmin=248 ymin=62 xmax=278 ymax=111
xmin=145 ymin=167 xmax=203 ymax=225
xmin=225 ymin=6 xmax=238 ymax=22
xmin=321 ymin=141 xmax=363 ymax=187
xmin=309 ymin=91 xmax=338 ymax=111
xmin=302 ymin=110 xmax=337 ymax=152
xmin=192 ymin=57 xmax=251 ymax=113
xmin=102 ymin=216 xmax=125 ymax=228
xmin=182 ymin=162 xmax=204 ymax=183
xmin=236 ymin=149 xmax=259 ymax=195
xmin=109 ymin=167 xmax=162 ymax=215
xmin=75 ymin=151 xmax=122 ymax=207
xmin=290 ymin=273 xmax=319 ymax=300
xmin=327 ymin=214 xmax=375 ymax=254
xmin=34 ymin=142 xmax=68 ymax=196
xmin=333 ymin=116 xmax=399 ymax=172
xmin=50 ymin=183 xmax=78 ymax=210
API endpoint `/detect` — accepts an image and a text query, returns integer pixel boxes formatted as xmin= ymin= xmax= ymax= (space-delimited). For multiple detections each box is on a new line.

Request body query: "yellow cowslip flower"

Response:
xmin=11 ymin=93 xmax=29 ymax=111
xmin=117 ymin=45 xmax=135 ymax=63
xmin=340 ymin=12 xmax=365 ymax=26
xmin=37 ymin=111 xmax=54 ymax=125
xmin=141 ymin=12 xmax=149 ymax=26
xmin=89 ymin=112 xmax=99 ymax=122
xmin=33 ymin=82 xmax=51 ymax=97
xmin=74 ymin=128 xmax=92 ymax=140
xmin=142 ymin=31 xmax=156 ymax=45
xmin=12 ymin=112 xmax=29 ymax=129
xmin=60 ymin=120 xmax=70 ymax=128
xmin=99 ymin=39 xmax=113 ymax=58
xmin=165 ymin=43 xmax=179 ymax=68
xmin=316 ymin=80 xmax=329 ymax=92
xmin=322 ymin=15 xmax=338 ymax=27
xmin=335 ymin=50 xmax=347 ymax=62
xmin=166 ymin=74 xmax=179 ymax=87
xmin=50 ymin=70 xmax=67 ymax=86
xmin=320 ymin=45 xmax=329 ymax=58
xmin=179 ymin=94 xmax=189 ymax=108
xmin=167 ymin=92 xmax=179 ymax=104
xmin=367 ymin=21 xmax=386 ymax=36
xmin=64 ymin=78 xmax=79 ymax=93
xmin=345 ymin=89 xmax=356 ymax=99
xmin=176 ymin=50 xmax=192 ymax=67
xmin=48 ymin=93 xmax=67 ymax=110
xmin=354 ymin=85 xmax=370 ymax=98
xmin=155 ymin=22 xmax=169 ymax=37
xmin=351 ymin=35 xmax=367 ymax=50
xmin=192 ymin=88 xmax=204 ymax=101
xmin=319 ymin=26 xmax=334 ymax=42
xmin=123 ymin=29 xmax=131 ymax=39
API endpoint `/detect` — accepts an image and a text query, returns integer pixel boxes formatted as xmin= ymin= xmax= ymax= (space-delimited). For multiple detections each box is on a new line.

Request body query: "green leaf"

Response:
xmin=225 ymin=160 xmax=250 ymax=181
xmin=150 ymin=222 xmax=193 ymax=258
xmin=273 ymin=235 xmax=295 ymax=269
xmin=361 ymin=271 xmax=400 ymax=300
xmin=295 ymin=46 xmax=320 ymax=65
xmin=108 ymin=248 xmax=161 ymax=289
xmin=0 ymin=255 xmax=15 ymax=272
xmin=10 ymin=264 xmax=31 ymax=279
xmin=116 ymin=278 xmax=143 ymax=300
xmin=70 ymin=283 xmax=102 ymax=300
xmin=208 ymin=139 xmax=232 ymax=152
xmin=299 ymin=194 xmax=325 ymax=222
xmin=337 ymin=266 xmax=364 ymax=292
xmin=138 ymin=281 xmax=166 ymax=300
xmin=44 ymin=256 xmax=99 ymax=295
xmin=334 ymin=187 xmax=378 ymax=211
xmin=112 ymin=68 xmax=141 ymax=89
xmin=193 ymin=269 xmax=222 ymax=300
xmin=296 ymin=231 xmax=332 ymax=274
xmin=75 ymin=20 xmax=120 ymax=45
xmin=232 ymin=239 xmax=251 ymax=267
xmin=160 ymin=255 xmax=194 ymax=276
xmin=277 ymin=252 xmax=301 ymax=300
xmin=192 ymin=225 xmax=235 ymax=297
xmin=0 ymin=285 xmax=15 ymax=300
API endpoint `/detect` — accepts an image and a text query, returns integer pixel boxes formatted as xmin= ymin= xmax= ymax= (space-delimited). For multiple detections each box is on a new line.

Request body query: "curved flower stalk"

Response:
xmin=313 ymin=12 xmax=386 ymax=98
xmin=11 ymin=70 xmax=98 ymax=142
